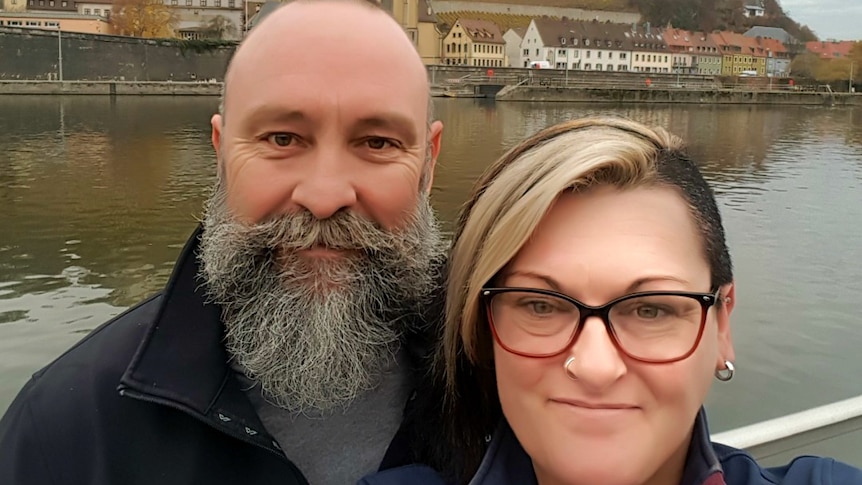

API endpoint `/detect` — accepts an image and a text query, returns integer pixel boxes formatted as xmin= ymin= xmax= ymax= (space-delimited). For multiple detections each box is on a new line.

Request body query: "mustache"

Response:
xmin=218 ymin=209 xmax=402 ymax=254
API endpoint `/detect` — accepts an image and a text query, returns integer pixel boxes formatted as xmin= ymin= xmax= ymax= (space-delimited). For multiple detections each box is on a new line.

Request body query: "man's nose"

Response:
xmin=567 ymin=316 xmax=627 ymax=390
xmin=290 ymin=151 xmax=358 ymax=220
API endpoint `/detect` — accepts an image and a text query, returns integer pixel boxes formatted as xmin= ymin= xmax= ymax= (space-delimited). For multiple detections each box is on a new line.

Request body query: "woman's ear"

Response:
xmin=716 ymin=283 xmax=736 ymax=369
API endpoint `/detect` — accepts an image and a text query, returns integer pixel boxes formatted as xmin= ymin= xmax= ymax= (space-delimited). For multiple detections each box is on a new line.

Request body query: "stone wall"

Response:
xmin=496 ymin=85 xmax=862 ymax=106
xmin=0 ymin=80 xmax=222 ymax=95
xmin=0 ymin=27 xmax=236 ymax=81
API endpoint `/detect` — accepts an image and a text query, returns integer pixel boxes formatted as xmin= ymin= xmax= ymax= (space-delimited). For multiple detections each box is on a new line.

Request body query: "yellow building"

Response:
xmin=1 ymin=0 xmax=27 ymax=12
xmin=387 ymin=0 xmax=441 ymax=65
xmin=711 ymin=31 xmax=769 ymax=76
xmin=441 ymin=17 xmax=506 ymax=67
xmin=0 ymin=11 xmax=113 ymax=34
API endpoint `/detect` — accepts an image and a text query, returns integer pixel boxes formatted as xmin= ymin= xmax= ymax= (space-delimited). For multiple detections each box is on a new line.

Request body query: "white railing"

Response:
xmin=712 ymin=395 xmax=862 ymax=463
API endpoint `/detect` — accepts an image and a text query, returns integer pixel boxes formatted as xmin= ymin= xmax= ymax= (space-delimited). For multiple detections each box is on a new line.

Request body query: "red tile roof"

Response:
xmin=805 ymin=40 xmax=856 ymax=59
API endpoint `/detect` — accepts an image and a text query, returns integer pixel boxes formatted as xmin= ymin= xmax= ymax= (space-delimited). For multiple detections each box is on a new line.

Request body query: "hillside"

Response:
xmin=630 ymin=0 xmax=817 ymax=41
xmin=452 ymin=0 xmax=817 ymax=41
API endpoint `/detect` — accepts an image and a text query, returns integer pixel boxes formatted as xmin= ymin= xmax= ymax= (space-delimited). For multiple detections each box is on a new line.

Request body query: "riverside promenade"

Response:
xmin=0 ymin=78 xmax=858 ymax=107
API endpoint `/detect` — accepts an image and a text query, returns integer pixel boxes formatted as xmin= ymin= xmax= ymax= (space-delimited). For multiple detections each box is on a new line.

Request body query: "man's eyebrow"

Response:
xmin=243 ymin=106 xmax=310 ymax=128
xmin=353 ymin=113 xmax=418 ymax=144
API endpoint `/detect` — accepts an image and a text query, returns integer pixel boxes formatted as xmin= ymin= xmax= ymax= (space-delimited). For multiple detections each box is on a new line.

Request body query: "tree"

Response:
xmin=111 ymin=0 xmax=178 ymax=38
xmin=200 ymin=15 xmax=238 ymax=39
xmin=789 ymin=52 xmax=821 ymax=78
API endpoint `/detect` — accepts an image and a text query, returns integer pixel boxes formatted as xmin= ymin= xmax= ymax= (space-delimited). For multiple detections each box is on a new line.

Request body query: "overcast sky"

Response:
xmin=778 ymin=0 xmax=861 ymax=41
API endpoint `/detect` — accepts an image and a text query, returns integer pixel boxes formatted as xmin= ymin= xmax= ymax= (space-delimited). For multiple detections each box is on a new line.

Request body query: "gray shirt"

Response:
xmin=237 ymin=350 xmax=411 ymax=485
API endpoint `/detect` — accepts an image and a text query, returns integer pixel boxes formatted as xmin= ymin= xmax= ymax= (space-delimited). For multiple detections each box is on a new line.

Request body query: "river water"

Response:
xmin=1 ymin=96 xmax=861 ymax=460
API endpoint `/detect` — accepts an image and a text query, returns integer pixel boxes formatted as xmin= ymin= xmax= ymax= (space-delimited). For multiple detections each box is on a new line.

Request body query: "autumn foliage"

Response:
xmin=790 ymin=42 xmax=862 ymax=84
xmin=111 ymin=0 xmax=178 ymax=38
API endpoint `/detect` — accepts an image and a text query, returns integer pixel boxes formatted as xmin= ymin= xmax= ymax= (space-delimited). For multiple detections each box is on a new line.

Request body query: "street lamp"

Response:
xmin=56 ymin=24 xmax=63 ymax=82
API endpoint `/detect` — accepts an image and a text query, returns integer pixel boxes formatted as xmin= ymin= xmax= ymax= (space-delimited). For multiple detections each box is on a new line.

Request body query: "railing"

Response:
xmin=712 ymin=394 xmax=862 ymax=465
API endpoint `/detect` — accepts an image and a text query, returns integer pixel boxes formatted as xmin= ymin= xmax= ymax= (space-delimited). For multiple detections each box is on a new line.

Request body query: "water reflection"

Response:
xmin=1 ymin=98 xmax=862 ymax=446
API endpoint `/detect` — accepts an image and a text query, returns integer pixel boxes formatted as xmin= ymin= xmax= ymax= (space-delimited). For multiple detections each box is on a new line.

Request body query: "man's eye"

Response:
xmin=267 ymin=133 xmax=296 ymax=147
xmin=366 ymin=137 xmax=394 ymax=150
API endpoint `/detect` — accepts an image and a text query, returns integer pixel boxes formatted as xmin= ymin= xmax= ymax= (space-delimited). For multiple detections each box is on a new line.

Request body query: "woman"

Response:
xmin=359 ymin=117 xmax=862 ymax=485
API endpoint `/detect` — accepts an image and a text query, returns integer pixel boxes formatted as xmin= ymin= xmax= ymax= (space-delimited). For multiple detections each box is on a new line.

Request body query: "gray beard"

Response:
xmin=197 ymin=183 xmax=445 ymax=415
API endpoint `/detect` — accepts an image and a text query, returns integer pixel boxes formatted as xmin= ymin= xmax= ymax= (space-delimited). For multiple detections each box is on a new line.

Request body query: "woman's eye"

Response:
xmin=636 ymin=306 xmax=662 ymax=319
xmin=267 ymin=133 xmax=295 ymax=147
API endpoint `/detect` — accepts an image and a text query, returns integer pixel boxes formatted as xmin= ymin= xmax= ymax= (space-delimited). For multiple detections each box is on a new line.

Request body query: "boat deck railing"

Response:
xmin=712 ymin=394 xmax=862 ymax=465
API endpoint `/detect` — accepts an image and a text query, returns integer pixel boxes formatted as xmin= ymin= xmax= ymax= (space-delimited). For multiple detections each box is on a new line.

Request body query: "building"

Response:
xmin=1 ymin=0 xmax=27 ymax=12
xmin=806 ymin=40 xmax=856 ymax=60
xmin=712 ymin=31 xmax=764 ymax=76
xmin=21 ymin=0 xmax=75 ymax=13
xmin=503 ymin=26 xmax=526 ymax=68
xmin=414 ymin=0 xmax=440 ymax=65
xmin=441 ymin=18 xmax=506 ymax=67
xmin=628 ymin=25 xmax=671 ymax=73
xmin=759 ymin=37 xmax=790 ymax=77
xmin=663 ymin=27 xmax=696 ymax=74
xmin=689 ymin=31 xmax=722 ymax=75
xmin=389 ymin=0 xmax=441 ymax=65
xmin=744 ymin=26 xmax=795 ymax=45
xmin=164 ymin=0 xmax=243 ymax=40
xmin=521 ymin=18 xmax=635 ymax=72
xmin=76 ymin=0 xmax=112 ymax=20
xmin=743 ymin=2 xmax=765 ymax=18
xmin=0 ymin=10 xmax=112 ymax=34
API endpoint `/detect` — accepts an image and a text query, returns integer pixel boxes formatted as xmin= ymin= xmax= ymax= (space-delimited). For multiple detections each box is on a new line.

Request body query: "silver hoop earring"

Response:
xmin=564 ymin=356 xmax=577 ymax=381
xmin=715 ymin=360 xmax=735 ymax=381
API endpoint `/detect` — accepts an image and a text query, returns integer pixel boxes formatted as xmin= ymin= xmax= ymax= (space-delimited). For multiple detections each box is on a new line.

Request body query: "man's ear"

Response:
xmin=716 ymin=283 xmax=736 ymax=369
xmin=423 ymin=120 xmax=444 ymax=194
xmin=211 ymin=114 xmax=223 ymax=175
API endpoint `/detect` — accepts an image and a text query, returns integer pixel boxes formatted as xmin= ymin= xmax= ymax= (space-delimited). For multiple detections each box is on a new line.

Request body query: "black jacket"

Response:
xmin=0 ymin=227 xmax=442 ymax=485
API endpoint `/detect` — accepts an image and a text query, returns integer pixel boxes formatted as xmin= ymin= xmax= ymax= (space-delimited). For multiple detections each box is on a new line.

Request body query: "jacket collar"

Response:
xmin=119 ymin=226 xmax=276 ymax=449
xmin=473 ymin=408 xmax=725 ymax=485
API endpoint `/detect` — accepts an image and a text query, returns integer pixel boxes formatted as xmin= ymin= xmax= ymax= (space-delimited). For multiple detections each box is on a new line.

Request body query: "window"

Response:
xmin=215 ymin=0 xmax=220 ymax=5
xmin=228 ymin=0 xmax=234 ymax=6
xmin=595 ymin=64 xmax=602 ymax=70
xmin=39 ymin=0 xmax=44 ymax=4
xmin=94 ymin=8 xmax=100 ymax=14
xmin=608 ymin=52 xmax=613 ymax=59
xmin=104 ymin=8 xmax=110 ymax=17
xmin=201 ymin=0 xmax=206 ymax=6
xmin=620 ymin=53 xmax=627 ymax=60
xmin=586 ymin=51 xmax=591 ymax=58
xmin=83 ymin=7 xmax=90 ymax=13
xmin=523 ymin=48 xmax=528 ymax=56
xmin=61 ymin=0 xmax=66 ymax=4
xmin=535 ymin=49 xmax=539 ymax=56
xmin=49 ymin=0 xmax=54 ymax=5
xmin=186 ymin=0 xmax=191 ymax=5
xmin=635 ymin=54 xmax=639 ymax=61
xmin=597 ymin=51 xmax=602 ymax=59
xmin=26 ymin=21 xmax=41 ymax=26
xmin=607 ymin=65 xmax=613 ymax=71
xmin=172 ymin=0 xmax=178 ymax=4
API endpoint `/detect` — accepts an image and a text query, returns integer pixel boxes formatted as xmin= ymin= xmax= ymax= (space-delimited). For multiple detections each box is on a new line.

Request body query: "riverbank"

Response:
xmin=0 ymin=81 xmax=221 ymax=96
xmin=1 ymin=81 xmax=859 ymax=107
xmin=496 ymin=85 xmax=861 ymax=106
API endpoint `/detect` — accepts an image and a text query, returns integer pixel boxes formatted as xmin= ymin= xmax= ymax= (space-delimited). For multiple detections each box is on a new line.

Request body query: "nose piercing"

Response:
xmin=564 ymin=356 xmax=577 ymax=381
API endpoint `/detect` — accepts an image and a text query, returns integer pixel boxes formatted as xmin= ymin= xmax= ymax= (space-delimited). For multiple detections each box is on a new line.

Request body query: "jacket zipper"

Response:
xmin=118 ymin=387 xmax=309 ymax=485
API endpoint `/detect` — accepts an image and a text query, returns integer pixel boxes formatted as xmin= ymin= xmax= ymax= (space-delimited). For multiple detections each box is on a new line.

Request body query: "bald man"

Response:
xmin=0 ymin=1 xmax=448 ymax=483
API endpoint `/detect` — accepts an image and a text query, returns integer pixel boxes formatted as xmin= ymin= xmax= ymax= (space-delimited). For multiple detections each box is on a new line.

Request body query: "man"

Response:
xmin=0 ymin=1 xmax=447 ymax=483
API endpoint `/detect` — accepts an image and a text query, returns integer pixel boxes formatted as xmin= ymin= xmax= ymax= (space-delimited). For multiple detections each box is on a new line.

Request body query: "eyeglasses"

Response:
xmin=481 ymin=287 xmax=720 ymax=364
